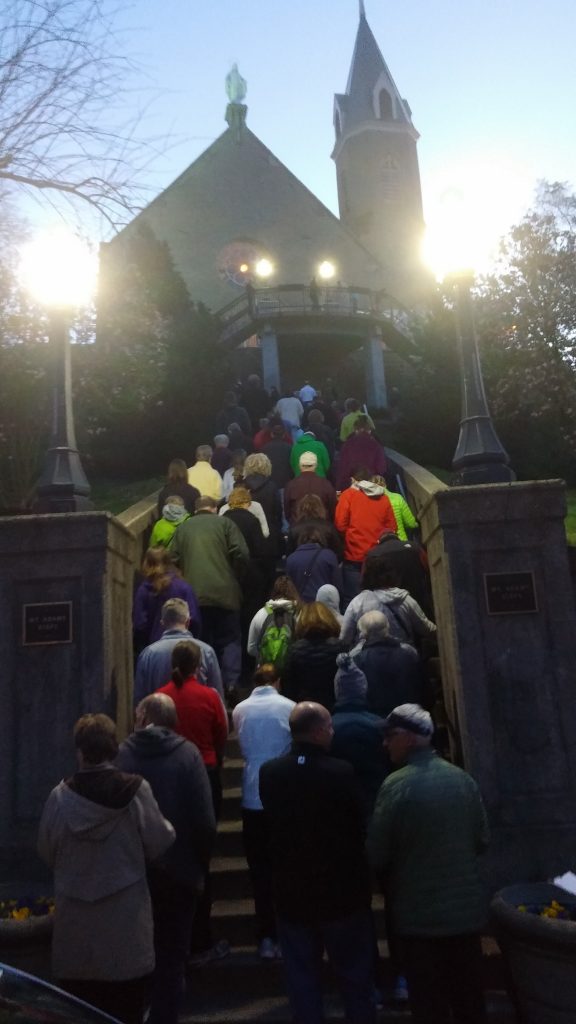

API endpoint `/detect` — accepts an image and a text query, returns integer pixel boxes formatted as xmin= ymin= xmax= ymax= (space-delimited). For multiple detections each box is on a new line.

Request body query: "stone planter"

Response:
xmin=491 ymin=882 xmax=576 ymax=1024
xmin=0 ymin=911 xmax=53 ymax=980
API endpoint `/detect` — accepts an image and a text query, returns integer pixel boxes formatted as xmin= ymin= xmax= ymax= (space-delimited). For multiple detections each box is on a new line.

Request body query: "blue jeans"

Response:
xmin=277 ymin=909 xmax=377 ymax=1024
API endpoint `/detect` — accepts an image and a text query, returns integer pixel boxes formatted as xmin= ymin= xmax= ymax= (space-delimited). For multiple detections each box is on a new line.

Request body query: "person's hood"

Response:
xmin=119 ymin=726 xmax=188 ymax=760
xmin=162 ymin=503 xmax=189 ymax=523
xmin=316 ymin=584 xmax=342 ymax=618
xmin=55 ymin=781 xmax=135 ymax=840
xmin=265 ymin=598 xmax=295 ymax=613
xmin=353 ymin=480 xmax=384 ymax=498
xmin=371 ymin=587 xmax=409 ymax=606
xmin=244 ymin=473 xmax=268 ymax=493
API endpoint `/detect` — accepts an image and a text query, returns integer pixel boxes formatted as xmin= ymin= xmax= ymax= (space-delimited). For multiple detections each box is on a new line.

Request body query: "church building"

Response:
xmin=103 ymin=4 xmax=426 ymax=408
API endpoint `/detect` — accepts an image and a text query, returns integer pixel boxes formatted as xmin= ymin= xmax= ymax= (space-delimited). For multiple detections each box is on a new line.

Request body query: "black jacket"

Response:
xmin=365 ymin=533 xmax=433 ymax=617
xmin=259 ymin=742 xmax=371 ymax=924
xmin=282 ymin=635 xmax=346 ymax=711
xmin=157 ymin=481 xmax=200 ymax=517
xmin=261 ymin=439 xmax=293 ymax=488
xmin=116 ymin=726 xmax=216 ymax=891
xmin=243 ymin=473 xmax=283 ymax=556
xmin=354 ymin=638 xmax=425 ymax=718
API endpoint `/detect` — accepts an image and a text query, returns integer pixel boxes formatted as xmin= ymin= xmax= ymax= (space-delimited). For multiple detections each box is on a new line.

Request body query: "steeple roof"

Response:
xmin=336 ymin=7 xmax=414 ymax=133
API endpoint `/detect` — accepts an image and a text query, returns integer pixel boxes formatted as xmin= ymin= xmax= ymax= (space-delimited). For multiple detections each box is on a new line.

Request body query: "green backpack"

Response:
xmin=258 ymin=606 xmax=295 ymax=671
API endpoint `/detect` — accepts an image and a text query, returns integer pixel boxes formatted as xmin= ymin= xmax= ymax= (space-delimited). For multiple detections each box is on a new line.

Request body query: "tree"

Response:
xmin=0 ymin=0 xmax=147 ymax=226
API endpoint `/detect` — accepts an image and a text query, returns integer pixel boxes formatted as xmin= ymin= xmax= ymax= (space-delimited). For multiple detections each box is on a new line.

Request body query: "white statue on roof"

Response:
xmin=226 ymin=64 xmax=247 ymax=104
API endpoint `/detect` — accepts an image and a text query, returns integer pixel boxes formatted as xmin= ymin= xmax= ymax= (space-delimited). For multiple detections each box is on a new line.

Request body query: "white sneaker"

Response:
xmin=258 ymin=937 xmax=277 ymax=960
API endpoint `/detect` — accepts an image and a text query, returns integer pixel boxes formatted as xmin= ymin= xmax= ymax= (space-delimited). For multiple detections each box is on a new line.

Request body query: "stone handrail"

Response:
xmin=385 ymin=447 xmax=448 ymax=519
xmin=116 ymin=486 xmax=161 ymax=566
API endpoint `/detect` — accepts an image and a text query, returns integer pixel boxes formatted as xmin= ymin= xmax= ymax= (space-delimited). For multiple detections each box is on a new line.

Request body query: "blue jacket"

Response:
xmin=286 ymin=543 xmax=342 ymax=602
xmin=116 ymin=727 xmax=216 ymax=892
xmin=331 ymin=699 xmax=388 ymax=814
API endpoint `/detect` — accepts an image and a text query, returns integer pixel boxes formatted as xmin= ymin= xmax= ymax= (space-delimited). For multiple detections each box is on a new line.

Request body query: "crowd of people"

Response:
xmin=38 ymin=376 xmax=491 ymax=1024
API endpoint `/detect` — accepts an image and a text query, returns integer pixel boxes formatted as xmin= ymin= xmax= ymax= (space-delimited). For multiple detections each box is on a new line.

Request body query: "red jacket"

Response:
xmin=157 ymin=676 xmax=228 ymax=766
xmin=335 ymin=486 xmax=397 ymax=562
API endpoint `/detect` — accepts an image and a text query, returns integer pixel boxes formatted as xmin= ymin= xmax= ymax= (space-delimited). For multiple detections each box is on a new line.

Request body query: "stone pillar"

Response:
xmin=260 ymin=324 xmax=281 ymax=394
xmin=364 ymin=328 xmax=387 ymax=409
xmin=420 ymin=480 xmax=576 ymax=887
xmin=0 ymin=512 xmax=135 ymax=881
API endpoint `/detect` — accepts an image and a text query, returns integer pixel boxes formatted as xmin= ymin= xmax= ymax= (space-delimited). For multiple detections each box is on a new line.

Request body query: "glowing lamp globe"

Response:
xmin=255 ymin=258 xmax=274 ymax=279
xmin=20 ymin=230 xmax=98 ymax=308
xmin=318 ymin=260 xmax=336 ymax=280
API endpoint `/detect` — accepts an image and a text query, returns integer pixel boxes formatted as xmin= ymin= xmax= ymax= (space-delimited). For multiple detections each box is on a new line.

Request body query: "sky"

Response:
xmin=20 ymin=0 xmax=576 ymax=272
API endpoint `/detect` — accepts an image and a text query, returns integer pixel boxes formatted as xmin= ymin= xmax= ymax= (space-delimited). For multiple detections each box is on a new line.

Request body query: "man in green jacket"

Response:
xmin=367 ymin=704 xmax=489 ymax=1024
xmin=170 ymin=497 xmax=249 ymax=700
xmin=289 ymin=431 xmax=330 ymax=478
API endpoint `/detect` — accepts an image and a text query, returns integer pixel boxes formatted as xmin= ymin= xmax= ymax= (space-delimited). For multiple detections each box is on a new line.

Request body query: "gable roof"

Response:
xmin=111 ymin=126 xmax=385 ymax=312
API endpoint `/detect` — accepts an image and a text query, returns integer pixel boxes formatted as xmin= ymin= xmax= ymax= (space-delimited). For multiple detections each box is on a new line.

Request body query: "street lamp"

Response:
xmin=20 ymin=230 xmax=97 ymax=512
xmin=447 ymin=270 xmax=515 ymax=485
xmin=423 ymin=199 xmax=514 ymax=485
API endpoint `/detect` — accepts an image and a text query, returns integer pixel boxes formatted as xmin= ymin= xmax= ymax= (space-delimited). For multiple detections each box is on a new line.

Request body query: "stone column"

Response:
xmin=364 ymin=328 xmax=387 ymax=409
xmin=260 ymin=324 xmax=281 ymax=394
xmin=420 ymin=480 xmax=576 ymax=887
xmin=0 ymin=512 xmax=135 ymax=881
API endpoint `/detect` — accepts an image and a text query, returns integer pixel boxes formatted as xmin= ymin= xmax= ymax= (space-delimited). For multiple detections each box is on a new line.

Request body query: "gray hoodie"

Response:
xmin=340 ymin=587 xmax=436 ymax=648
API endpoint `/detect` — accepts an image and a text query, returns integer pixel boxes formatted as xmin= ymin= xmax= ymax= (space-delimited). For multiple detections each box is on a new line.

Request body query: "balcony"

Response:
xmin=217 ymin=284 xmax=414 ymax=349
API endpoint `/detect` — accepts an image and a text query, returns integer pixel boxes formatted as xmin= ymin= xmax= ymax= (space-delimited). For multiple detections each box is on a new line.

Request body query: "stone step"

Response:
xmin=210 ymin=856 xmax=250 ymax=901
xmin=221 ymin=757 xmax=243 ymax=787
xmin=181 ymin=977 xmax=515 ymax=1023
xmin=214 ymin=819 xmax=244 ymax=858
xmin=219 ymin=786 xmax=242 ymax=822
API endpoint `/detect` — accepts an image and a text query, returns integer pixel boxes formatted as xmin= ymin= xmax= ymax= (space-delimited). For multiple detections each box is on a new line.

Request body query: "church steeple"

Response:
xmin=332 ymin=6 xmax=425 ymax=301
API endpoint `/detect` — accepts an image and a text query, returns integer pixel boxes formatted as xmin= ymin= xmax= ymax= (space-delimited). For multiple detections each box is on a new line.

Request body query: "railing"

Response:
xmin=384 ymin=447 xmax=448 ymax=518
xmin=218 ymin=284 xmax=413 ymax=343
xmin=117 ymin=487 xmax=162 ymax=569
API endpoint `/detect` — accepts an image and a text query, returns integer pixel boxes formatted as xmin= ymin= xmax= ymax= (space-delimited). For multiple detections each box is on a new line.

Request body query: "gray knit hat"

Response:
xmin=383 ymin=704 xmax=433 ymax=737
xmin=334 ymin=652 xmax=367 ymax=701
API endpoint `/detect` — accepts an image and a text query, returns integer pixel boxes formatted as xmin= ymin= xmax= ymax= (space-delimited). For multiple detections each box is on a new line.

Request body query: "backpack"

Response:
xmin=379 ymin=599 xmax=413 ymax=645
xmin=258 ymin=605 xmax=295 ymax=670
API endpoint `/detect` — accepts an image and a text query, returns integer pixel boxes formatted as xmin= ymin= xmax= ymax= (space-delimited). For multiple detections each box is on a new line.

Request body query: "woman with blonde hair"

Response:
xmin=281 ymin=601 xmax=345 ymax=711
xmin=132 ymin=547 xmax=201 ymax=653
xmin=243 ymin=452 xmax=283 ymax=585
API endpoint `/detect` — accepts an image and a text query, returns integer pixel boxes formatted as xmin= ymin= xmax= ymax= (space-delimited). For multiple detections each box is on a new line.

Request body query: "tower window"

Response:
xmin=335 ymin=112 xmax=341 ymax=138
xmin=378 ymin=89 xmax=393 ymax=121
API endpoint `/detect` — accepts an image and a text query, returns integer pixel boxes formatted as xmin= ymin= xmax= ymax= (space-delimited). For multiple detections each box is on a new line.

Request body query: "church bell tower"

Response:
xmin=332 ymin=3 xmax=425 ymax=301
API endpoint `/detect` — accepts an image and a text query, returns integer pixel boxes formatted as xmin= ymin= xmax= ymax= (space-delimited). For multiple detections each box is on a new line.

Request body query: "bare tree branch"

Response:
xmin=0 ymin=0 xmax=152 ymax=227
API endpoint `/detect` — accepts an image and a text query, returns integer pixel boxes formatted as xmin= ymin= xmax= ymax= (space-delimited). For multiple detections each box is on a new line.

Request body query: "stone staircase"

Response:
xmin=181 ymin=738 xmax=517 ymax=1023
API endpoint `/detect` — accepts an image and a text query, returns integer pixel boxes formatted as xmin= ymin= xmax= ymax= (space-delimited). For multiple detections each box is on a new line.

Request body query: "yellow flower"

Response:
xmin=11 ymin=907 xmax=30 ymax=921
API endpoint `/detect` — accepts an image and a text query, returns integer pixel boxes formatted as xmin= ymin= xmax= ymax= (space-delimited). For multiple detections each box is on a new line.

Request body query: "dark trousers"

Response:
xmin=58 ymin=976 xmax=149 ymax=1024
xmin=402 ymin=933 xmax=486 ymax=1024
xmin=242 ymin=808 xmax=276 ymax=942
xmin=147 ymin=870 xmax=196 ymax=1024
xmin=200 ymin=606 xmax=242 ymax=691
xmin=277 ymin=910 xmax=377 ymax=1024
xmin=190 ymin=766 xmax=221 ymax=955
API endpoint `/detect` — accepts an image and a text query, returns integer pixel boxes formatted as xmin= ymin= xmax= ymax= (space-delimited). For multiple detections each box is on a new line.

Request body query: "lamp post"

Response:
xmin=449 ymin=270 xmax=515 ymax=485
xmin=20 ymin=231 xmax=95 ymax=512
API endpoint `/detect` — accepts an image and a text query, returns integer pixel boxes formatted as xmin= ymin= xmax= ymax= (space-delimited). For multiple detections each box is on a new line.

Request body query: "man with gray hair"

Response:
xmin=212 ymin=434 xmax=233 ymax=475
xmin=117 ymin=693 xmax=216 ymax=1024
xmin=367 ymin=704 xmax=489 ymax=1024
xmin=353 ymin=610 xmax=425 ymax=718
xmin=187 ymin=444 xmax=223 ymax=501
xmin=134 ymin=598 xmax=223 ymax=703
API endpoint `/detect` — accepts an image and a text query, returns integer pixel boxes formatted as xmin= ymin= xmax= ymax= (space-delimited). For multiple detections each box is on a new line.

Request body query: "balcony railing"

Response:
xmin=218 ymin=284 xmax=412 ymax=343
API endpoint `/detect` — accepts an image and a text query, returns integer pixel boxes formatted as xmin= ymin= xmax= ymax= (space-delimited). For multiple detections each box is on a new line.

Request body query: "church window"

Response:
xmin=378 ymin=89 xmax=393 ymax=121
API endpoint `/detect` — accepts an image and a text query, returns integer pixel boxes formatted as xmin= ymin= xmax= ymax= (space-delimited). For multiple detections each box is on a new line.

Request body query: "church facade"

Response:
xmin=103 ymin=5 xmax=425 ymax=407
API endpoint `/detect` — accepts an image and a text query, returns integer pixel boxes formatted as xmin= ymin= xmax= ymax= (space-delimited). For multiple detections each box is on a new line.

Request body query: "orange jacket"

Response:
xmin=335 ymin=486 xmax=397 ymax=562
